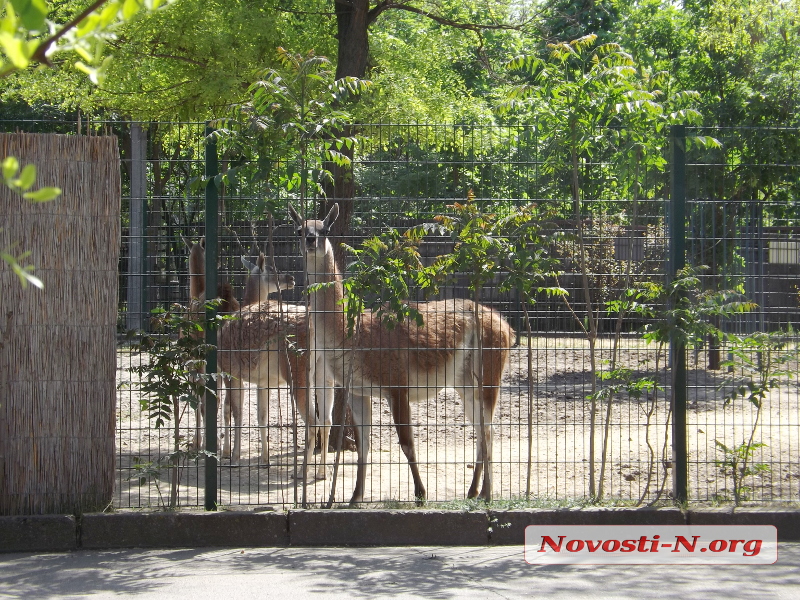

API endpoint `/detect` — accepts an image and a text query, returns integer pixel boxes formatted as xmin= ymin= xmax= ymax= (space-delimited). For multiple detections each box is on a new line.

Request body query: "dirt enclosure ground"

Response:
xmin=116 ymin=336 xmax=800 ymax=509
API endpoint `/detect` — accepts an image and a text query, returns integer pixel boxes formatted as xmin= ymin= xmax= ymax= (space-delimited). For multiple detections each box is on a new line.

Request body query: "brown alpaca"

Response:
xmin=289 ymin=203 xmax=514 ymax=504
xmin=217 ymin=256 xmax=322 ymax=475
xmin=183 ymin=237 xmax=244 ymax=451
xmin=185 ymin=237 xmax=242 ymax=314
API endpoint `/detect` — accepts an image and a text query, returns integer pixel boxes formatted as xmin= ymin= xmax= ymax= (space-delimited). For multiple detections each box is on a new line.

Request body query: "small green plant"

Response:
xmin=716 ymin=329 xmax=799 ymax=504
xmin=622 ymin=266 xmax=756 ymax=505
xmin=338 ymin=224 xmax=443 ymax=336
xmin=127 ymin=299 xmax=232 ymax=508
xmin=714 ymin=440 xmax=770 ymax=504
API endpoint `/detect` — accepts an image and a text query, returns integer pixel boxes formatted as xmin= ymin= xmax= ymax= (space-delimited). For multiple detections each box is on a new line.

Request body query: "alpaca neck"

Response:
xmin=189 ymin=273 xmax=205 ymax=300
xmin=242 ymin=278 xmax=265 ymax=307
xmin=306 ymin=240 xmax=346 ymax=341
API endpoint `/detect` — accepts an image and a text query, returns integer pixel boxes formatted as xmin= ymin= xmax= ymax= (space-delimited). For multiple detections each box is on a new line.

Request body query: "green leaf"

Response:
xmin=0 ymin=31 xmax=35 ymax=69
xmin=23 ymin=186 xmax=60 ymax=202
xmin=14 ymin=163 xmax=36 ymax=191
xmin=10 ymin=0 xmax=48 ymax=31
xmin=122 ymin=0 xmax=142 ymax=20
xmin=2 ymin=156 xmax=19 ymax=181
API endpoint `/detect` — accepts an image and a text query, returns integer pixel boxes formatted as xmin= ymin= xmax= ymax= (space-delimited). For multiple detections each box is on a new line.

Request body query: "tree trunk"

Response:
xmin=320 ymin=0 xmax=371 ymax=239
xmin=316 ymin=1 xmax=373 ymax=446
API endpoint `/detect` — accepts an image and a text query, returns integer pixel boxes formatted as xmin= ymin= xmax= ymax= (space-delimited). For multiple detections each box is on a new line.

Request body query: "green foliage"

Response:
xmin=336 ymin=224 xmax=443 ymax=337
xmin=128 ymin=301 xmax=227 ymax=427
xmin=722 ymin=329 xmax=800 ymax=410
xmin=633 ymin=266 xmax=757 ymax=348
xmin=714 ymin=329 xmax=799 ymax=505
xmin=501 ymin=34 xmax=711 ymax=210
xmin=0 ymin=0 xmax=170 ymax=81
xmin=2 ymin=155 xmax=61 ymax=289
xmin=2 ymin=155 xmax=60 ymax=200
xmin=215 ymin=48 xmax=370 ymax=214
xmin=126 ymin=299 xmax=231 ymax=507
xmin=714 ymin=440 xmax=770 ymax=504
xmin=1 ymin=0 xmax=161 ymax=293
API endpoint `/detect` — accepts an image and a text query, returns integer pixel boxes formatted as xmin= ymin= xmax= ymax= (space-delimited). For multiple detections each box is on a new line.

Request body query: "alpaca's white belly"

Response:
xmin=345 ymin=347 xmax=473 ymax=404
xmin=237 ymin=349 xmax=287 ymax=388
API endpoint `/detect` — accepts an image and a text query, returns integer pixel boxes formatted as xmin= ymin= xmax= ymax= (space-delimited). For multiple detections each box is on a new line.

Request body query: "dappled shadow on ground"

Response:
xmin=1 ymin=544 xmax=799 ymax=599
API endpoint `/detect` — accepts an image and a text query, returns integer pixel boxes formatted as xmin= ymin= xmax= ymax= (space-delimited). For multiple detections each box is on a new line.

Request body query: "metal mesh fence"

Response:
xmin=4 ymin=118 xmax=799 ymax=509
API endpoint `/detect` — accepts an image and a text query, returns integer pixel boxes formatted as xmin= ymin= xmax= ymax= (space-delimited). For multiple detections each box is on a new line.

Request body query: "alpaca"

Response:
xmin=217 ymin=255 xmax=324 ymax=477
xmin=183 ymin=237 xmax=242 ymax=451
xmin=289 ymin=203 xmax=514 ymax=504
xmin=185 ymin=237 xmax=240 ymax=314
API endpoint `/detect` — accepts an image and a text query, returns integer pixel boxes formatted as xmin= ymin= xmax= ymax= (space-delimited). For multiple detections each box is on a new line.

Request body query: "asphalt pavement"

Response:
xmin=1 ymin=543 xmax=799 ymax=599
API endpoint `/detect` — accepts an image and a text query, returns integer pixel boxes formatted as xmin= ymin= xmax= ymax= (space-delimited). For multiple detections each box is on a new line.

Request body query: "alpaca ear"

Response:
xmin=257 ymin=253 xmax=266 ymax=271
xmin=200 ymin=237 xmax=206 ymax=250
xmin=181 ymin=235 xmax=193 ymax=251
xmin=288 ymin=203 xmax=303 ymax=228
xmin=241 ymin=256 xmax=257 ymax=272
xmin=322 ymin=203 xmax=339 ymax=232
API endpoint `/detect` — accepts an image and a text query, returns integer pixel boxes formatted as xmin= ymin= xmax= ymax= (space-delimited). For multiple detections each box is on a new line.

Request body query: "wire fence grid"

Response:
xmin=5 ymin=118 xmax=800 ymax=509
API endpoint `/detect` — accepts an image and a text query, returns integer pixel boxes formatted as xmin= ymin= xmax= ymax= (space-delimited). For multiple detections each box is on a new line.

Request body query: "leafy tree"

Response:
xmin=501 ymin=33 xmax=714 ymax=499
xmin=216 ymin=48 xmax=370 ymax=219
xmin=1 ymin=0 xmax=167 ymax=289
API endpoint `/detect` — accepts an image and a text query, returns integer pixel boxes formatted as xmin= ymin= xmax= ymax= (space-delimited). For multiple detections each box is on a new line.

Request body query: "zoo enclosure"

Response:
xmin=5 ymin=118 xmax=799 ymax=510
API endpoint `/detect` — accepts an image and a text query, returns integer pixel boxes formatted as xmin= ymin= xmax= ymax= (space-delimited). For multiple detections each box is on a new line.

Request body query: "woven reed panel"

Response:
xmin=0 ymin=134 xmax=120 ymax=515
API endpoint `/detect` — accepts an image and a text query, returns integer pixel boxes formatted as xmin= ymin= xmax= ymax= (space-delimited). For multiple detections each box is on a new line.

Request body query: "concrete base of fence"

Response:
xmin=80 ymin=511 xmax=288 ymax=550
xmin=687 ymin=508 xmax=800 ymax=540
xmin=0 ymin=515 xmax=76 ymax=552
xmin=2 ymin=508 xmax=800 ymax=552
xmin=289 ymin=510 xmax=489 ymax=546
xmin=488 ymin=508 xmax=685 ymax=545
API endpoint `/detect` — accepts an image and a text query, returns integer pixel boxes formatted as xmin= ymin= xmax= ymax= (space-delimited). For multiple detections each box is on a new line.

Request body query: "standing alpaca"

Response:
xmin=289 ymin=203 xmax=514 ymax=504
xmin=217 ymin=255 xmax=324 ymax=476
xmin=184 ymin=237 xmax=241 ymax=450
xmin=185 ymin=237 xmax=240 ymax=314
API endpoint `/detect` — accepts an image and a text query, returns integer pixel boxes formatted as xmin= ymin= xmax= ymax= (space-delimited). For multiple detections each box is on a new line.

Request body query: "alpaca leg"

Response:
xmin=226 ymin=379 xmax=244 ymax=463
xmin=479 ymin=384 xmax=499 ymax=500
xmin=312 ymin=356 xmax=334 ymax=480
xmin=349 ymin=394 xmax=371 ymax=506
xmin=222 ymin=377 xmax=232 ymax=459
xmin=390 ymin=392 xmax=425 ymax=503
xmin=256 ymin=387 xmax=270 ymax=465
xmin=192 ymin=399 xmax=204 ymax=451
xmin=462 ymin=385 xmax=495 ymax=500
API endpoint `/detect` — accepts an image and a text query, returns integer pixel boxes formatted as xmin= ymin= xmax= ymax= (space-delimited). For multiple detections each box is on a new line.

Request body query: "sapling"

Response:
xmin=128 ymin=300 xmax=231 ymax=507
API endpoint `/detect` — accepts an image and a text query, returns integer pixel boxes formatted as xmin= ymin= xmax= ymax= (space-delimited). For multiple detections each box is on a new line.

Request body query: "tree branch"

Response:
xmin=30 ymin=0 xmax=111 ymax=65
xmin=367 ymin=1 xmax=529 ymax=31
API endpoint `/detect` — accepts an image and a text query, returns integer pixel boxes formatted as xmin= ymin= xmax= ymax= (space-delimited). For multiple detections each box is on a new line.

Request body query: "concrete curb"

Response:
xmin=687 ymin=508 xmax=800 ymax=540
xmin=80 ymin=511 xmax=288 ymax=549
xmin=289 ymin=510 xmax=488 ymax=546
xmin=488 ymin=508 xmax=685 ymax=545
xmin=0 ymin=515 xmax=76 ymax=552
xmin=2 ymin=509 xmax=799 ymax=552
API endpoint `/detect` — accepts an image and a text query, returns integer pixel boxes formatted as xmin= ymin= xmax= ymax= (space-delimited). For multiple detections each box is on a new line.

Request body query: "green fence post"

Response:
xmin=204 ymin=124 xmax=219 ymax=511
xmin=669 ymin=124 xmax=688 ymax=505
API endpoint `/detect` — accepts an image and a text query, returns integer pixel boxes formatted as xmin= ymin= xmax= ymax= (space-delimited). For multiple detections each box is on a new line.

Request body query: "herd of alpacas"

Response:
xmin=183 ymin=204 xmax=514 ymax=504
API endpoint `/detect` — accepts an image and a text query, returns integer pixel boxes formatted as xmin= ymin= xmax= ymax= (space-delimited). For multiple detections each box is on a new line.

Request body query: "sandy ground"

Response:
xmin=115 ymin=336 xmax=800 ymax=509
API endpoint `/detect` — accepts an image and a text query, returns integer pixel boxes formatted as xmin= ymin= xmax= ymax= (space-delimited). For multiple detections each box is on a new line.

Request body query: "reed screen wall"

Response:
xmin=0 ymin=133 xmax=120 ymax=515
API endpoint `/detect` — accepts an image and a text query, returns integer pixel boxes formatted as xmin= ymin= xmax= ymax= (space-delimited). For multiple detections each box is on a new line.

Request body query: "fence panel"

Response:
xmin=4 ymin=118 xmax=799 ymax=510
